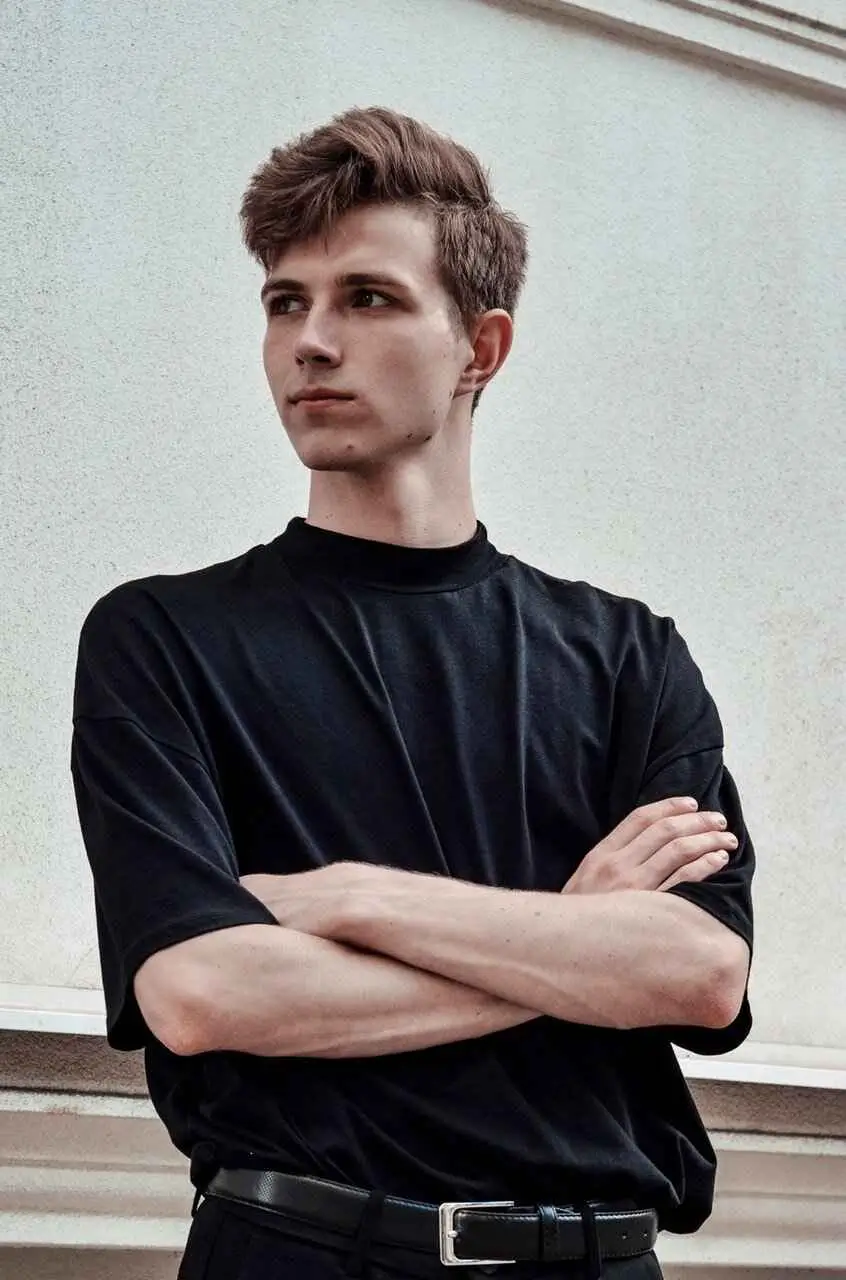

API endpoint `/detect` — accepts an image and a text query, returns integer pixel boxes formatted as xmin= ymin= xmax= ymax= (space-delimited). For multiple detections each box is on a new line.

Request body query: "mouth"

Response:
xmin=291 ymin=390 xmax=355 ymax=405
xmin=295 ymin=391 xmax=350 ymax=407
xmin=295 ymin=397 xmax=356 ymax=413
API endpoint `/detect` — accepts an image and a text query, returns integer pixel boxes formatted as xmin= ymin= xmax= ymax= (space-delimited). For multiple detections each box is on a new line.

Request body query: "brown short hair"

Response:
xmin=239 ymin=106 xmax=529 ymax=413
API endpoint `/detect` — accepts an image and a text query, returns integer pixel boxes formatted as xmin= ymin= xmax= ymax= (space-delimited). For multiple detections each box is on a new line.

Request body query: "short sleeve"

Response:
xmin=70 ymin=587 xmax=278 ymax=1050
xmin=636 ymin=622 xmax=755 ymax=1055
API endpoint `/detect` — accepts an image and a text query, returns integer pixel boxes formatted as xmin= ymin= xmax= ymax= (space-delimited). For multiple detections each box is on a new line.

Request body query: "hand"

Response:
xmin=239 ymin=863 xmax=370 ymax=938
xmin=562 ymin=796 xmax=737 ymax=894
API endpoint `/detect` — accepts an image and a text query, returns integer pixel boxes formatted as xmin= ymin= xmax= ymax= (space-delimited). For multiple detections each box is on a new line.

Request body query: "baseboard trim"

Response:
xmin=1 ymin=1090 xmax=844 ymax=1263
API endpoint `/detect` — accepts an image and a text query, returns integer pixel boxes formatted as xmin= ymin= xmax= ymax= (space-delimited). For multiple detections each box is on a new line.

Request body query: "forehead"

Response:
xmin=270 ymin=203 xmax=440 ymax=289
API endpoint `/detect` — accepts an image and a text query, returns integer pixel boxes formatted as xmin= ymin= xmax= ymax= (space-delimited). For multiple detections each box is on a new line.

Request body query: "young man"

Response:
xmin=71 ymin=107 xmax=754 ymax=1279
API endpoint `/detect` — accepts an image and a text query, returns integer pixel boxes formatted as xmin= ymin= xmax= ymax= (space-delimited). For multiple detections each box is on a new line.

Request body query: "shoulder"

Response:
xmin=501 ymin=553 xmax=676 ymax=663
xmin=73 ymin=540 xmax=279 ymax=721
xmin=78 ymin=539 xmax=275 ymax=640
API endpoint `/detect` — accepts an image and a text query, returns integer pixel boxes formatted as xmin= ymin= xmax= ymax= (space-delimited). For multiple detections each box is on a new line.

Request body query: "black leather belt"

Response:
xmin=204 ymin=1168 xmax=658 ymax=1267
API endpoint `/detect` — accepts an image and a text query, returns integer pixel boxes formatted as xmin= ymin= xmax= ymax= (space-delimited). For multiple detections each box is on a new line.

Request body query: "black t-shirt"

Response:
xmin=70 ymin=517 xmax=754 ymax=1234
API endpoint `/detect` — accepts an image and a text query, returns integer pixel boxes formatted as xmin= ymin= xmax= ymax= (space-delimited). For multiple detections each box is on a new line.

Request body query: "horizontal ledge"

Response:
xmin=0 ymin=984 xmax=106 ymax=1036
xmin=3 ymin=986 xmax=846 ymax=1089
xmin=0 ymin=1090 xmax=154 ymax=1119
xmin=7 ymin=1087 xmax=842 ymax=1152
xmin=0 ymin=1211 xmax=188 ymax=1251
xmin=523 ymin=0 xmax=846 ymax=95
xmin=678 ymin=1055 xmax=846 ymax=1090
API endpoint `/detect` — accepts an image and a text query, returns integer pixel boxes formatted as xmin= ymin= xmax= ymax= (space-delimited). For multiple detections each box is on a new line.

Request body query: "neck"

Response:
xmin=305 ymin=440 xmax=477 ymax=550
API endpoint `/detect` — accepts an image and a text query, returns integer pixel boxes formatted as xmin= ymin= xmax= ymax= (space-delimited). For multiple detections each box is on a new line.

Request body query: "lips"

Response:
xmin=292 ymin=391 xmax=354 ymax=403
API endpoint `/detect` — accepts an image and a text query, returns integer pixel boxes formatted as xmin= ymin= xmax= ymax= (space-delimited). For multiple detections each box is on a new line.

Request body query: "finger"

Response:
xmin=625 ymin=811 xmax=729 ymax=866
xmin=657 ymin=848 xmax=733 ymax=891
xmin=647 ymin=829 xmax=737 ymax=890
xmin=598 ymin=797 xmax=700 ymax=853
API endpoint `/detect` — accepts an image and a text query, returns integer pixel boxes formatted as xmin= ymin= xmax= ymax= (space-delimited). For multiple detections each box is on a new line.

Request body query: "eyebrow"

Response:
xmin=260 ymin=271 xmax=409 ymax=306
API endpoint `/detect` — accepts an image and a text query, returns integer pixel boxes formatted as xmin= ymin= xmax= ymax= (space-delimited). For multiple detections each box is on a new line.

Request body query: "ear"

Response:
xmin=455 ymin=310 xmax=514 ymax=399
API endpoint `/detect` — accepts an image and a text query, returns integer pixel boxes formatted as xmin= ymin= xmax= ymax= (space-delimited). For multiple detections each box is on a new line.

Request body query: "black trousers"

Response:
xmin=177 ymin=1195 xmax=664 ymax=1280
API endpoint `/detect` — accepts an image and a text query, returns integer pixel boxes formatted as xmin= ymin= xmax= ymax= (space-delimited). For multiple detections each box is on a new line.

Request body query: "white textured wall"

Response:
xmin=2 ymin=0 xmax=844 ymax=1052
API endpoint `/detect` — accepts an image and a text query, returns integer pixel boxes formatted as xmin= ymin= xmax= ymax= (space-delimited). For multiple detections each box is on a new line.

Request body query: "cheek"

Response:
xmin=262 ymin=345 xmax=282 ymax=398
xmin=263 ymin=334 xmax=280 ymax=372
xmin=261 ymin=337 xmax=274 ymax=380
xmin=381 ymin=335 xmax=459 ymax=402
xmin=263 ymin=324 xmax=294 ymax=362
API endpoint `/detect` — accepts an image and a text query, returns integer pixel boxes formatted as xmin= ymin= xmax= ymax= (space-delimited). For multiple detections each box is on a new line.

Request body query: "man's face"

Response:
xmin=261 ymin=203 xmax=476 ymax=473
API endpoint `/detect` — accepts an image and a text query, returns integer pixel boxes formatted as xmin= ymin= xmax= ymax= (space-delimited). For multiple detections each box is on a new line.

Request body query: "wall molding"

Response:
xmin=1 ymin=1090 xmax=845 ymax=1266
xmin=0 ymin=984 xmax=106 ymax=1036
xmin=522 ymin=0 xmax=846 ymax=95
xmin=3 ymin=987 xmax=846 ymax=1091
xmin=677 ymin=1040 xmax=846 ymax=1091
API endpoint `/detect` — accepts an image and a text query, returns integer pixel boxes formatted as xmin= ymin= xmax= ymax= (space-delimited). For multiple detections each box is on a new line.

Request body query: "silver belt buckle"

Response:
xmin=438 ymin=1200 xmax=516 ymax=1266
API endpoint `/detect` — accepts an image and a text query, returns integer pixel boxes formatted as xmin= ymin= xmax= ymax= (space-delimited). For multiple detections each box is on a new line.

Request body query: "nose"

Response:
xmin=293 ymin=308 xmax=341 ymax=368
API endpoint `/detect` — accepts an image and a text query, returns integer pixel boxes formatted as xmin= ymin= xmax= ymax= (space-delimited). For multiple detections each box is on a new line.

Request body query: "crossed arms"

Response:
xmin=134 ymin=796 xmax=750 ymax=1058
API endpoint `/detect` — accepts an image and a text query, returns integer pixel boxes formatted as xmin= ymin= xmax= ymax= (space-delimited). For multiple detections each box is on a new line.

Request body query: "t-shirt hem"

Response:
xmin=663 ymin=884 xmax=753 ymax=1055
xmin=665 ymin=882 xmax=752 ymax=949
xmin=108 ymin=907 xmax=280 ymax=1051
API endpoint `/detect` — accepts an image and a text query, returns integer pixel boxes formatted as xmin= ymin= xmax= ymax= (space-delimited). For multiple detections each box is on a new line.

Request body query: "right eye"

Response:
xmin=268 ymin=295 xmax=305 ymax=316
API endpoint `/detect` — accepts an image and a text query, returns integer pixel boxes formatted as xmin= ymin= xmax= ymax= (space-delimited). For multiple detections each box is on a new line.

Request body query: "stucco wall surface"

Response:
xmin=2 ymin=0 xmax=844 ymax=1071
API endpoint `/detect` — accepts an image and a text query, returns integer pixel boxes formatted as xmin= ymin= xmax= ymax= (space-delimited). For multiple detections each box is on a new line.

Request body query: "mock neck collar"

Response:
xmin=273 ymin=516 xmax=504 ymax=592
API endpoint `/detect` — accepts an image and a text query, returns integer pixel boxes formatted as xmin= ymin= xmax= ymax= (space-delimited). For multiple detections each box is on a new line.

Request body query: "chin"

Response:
xmin=303 ymin=458 xmax=368 ymax=472
xmin=291 ymin=429 xmax=405 ymax=472
xmin=293 ymin=442 xmax=373 ymax=472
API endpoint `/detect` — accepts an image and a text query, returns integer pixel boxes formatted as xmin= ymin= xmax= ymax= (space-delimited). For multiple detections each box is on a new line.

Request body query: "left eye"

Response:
xmin=353 ymin=289 xmax=390 ymax=308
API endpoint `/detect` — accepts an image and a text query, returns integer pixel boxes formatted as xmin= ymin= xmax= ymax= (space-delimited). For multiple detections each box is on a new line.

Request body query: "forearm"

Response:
xmin=332 ymin=874 xmax=744 ymax=1031
xmin=183 ymin=923 xmax=539 ymax=1057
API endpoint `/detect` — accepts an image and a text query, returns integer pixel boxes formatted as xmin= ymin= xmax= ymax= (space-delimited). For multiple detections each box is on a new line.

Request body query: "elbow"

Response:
xmin=133 ymin=958 xmax=214 ymax=1057
xmin=142 ymin=991 xmax=211 ymax=1057
xmin=694 ymin=934 xmax=750 ymax=1029
xmin=159 ymin=1003 xmax=211 ymax=1056
xmin=696 ymin=984 xmax=743 ymax=1031
xmin=159 ymin=974 xmax=225 ymax=1055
